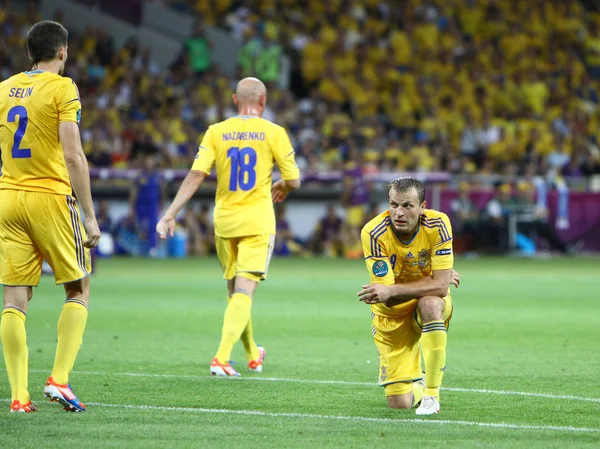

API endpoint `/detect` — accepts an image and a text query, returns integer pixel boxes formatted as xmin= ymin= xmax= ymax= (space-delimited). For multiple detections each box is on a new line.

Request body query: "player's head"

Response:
xmin=326 ymin=203 xmax=337 ymax=218
xmin=142 ymin=153 xmax=158 ymax=171
xmin=233 ymin=77 xmax=267 ymax=115
xmin=27 ymin=21 xmax=69 ymax=74
xmin=387 ymin=177 xmax=426 ymax=236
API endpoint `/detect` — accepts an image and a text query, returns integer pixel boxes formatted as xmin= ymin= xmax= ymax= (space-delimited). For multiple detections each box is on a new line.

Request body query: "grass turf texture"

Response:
xmin=1 ymin=256 xmax=599 ymax=448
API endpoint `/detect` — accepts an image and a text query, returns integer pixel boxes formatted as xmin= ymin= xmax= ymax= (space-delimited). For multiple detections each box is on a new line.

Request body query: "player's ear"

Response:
xmin=57 ymin=47 xmax=66 ymax=62
xmin=232 ymin=93 xmax=237 ymax=106
xmin=259 ymin=94 xmax=266 ymax=107
xmin=421 ymin=200 xmax=427 ymax=211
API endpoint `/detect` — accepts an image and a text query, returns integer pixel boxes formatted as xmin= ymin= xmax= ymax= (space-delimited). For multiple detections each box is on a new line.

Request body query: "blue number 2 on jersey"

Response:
xmin=227 ymin=146 xmax=257 ymax=191
xmin=7 ymin=105 xmax=31 ymax=159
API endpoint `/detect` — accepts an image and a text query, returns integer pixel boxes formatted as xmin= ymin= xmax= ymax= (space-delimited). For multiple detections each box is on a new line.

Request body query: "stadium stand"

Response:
xmin=2 ymin=0 xmax=600 ymax=256
xmin=1 ymin=0 xmax=599 ymax=180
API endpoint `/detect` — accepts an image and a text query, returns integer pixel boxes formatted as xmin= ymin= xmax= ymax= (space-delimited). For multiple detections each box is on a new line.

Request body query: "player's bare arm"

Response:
xmin=157 ymin=170 xmax=206 ymax=238
xmin=272 ymin=178 xmax=300 ymax=203
xmin=59 ymin=121 xmax=100 ymax=248
xmin=357 ymin=269 xmax=458 ymax=305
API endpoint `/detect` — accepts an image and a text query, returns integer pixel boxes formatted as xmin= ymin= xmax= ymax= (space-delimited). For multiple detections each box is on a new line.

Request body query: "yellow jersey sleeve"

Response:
xmin=191 ymin=126 xmax=216 ymax=174
xmin=272 ymin=127 xmax=300 ymax=180
xmin=361 ymin=227 xmax=395 ymax=286
xmin=56 ymin=78 xmax=81 ymax=124
xmin=429 ymin=213 xmax=454 ymax=271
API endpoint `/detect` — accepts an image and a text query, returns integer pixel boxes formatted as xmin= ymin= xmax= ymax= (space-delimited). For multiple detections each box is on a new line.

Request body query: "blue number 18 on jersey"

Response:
xmin=227 ymin=146 xmax=257 ymax=191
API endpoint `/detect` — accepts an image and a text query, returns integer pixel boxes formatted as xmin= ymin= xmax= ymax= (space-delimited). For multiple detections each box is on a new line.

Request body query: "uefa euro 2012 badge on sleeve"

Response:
xmin=372 ymin=260 xmax=389 ymax=277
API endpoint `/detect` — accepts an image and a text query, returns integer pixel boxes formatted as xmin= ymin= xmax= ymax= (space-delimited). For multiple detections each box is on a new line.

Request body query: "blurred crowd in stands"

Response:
xmin=2 ymin=0 xmax=597 ymax=258
xmin=2 ymin=0 xmax=600 ymax=180
xmin=97 ymin=176 xmax=577 ymax=259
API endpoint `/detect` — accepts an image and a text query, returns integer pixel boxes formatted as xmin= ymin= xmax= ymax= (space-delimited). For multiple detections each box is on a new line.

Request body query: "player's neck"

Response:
xmin=394 ymin=223 xmax=419 ymax=241
xmin=32 ymin=61 xmax=61 ymax=75
xmin=236 ymin=105 xmax=262 ymax=117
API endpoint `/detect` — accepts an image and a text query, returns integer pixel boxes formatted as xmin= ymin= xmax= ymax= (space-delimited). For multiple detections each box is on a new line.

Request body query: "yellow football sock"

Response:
xmin=227 ymin=295 xmax=260 ymax=361
xmin=421 ymin=320 xmax=447 ymax=399
xmin=241 ymin=314 xmax=260 ymax=361
xmin=216 ymin=291 xmax=252 ymax=364
xmin=412 ymin=381 xmax=425 ymax=408
xmin=51 ymin=300 xmax=88 ymax=385
xmin=1 ymin=307 xmax=29 ymax=403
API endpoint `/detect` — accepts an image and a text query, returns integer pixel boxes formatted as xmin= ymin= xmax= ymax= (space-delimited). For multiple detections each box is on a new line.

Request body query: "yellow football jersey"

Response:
xmin=192 ymin=116 xmax=300 ymax=237
xmin=0 ymin=70 xmax=81 ymax=195
xmin=361 ymin=209 xmax=454 ymax=318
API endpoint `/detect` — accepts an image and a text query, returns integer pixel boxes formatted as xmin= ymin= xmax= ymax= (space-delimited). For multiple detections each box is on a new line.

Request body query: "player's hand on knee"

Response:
xmin=156 ymin=215 xmax=176 ymax=239
xmin=450 ymin=269 xmax=460 ymax=288
xmin=357 ymin=284 xmax=391 ymax=304
xmin=83 ymin=217 xmax=101 ymax=248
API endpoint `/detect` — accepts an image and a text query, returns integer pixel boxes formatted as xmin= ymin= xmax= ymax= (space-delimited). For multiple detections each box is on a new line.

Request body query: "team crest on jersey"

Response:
xmin=372 ymin=260 xmax=389 ymax=277
xmin=418 ymin=249 xmax=430 ymax=266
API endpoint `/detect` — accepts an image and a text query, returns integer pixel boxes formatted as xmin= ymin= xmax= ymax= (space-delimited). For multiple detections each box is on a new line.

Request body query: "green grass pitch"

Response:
xmin=1 ymin=256 xmax=599 ymax=448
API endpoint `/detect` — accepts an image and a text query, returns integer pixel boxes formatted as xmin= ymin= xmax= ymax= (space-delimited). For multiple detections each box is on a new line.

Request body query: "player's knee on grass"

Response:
xmin=63 ymin=276 xmax=90 ymax=305
xmin=418 ymin=296 xmax=445 ymax=323
xmin=385 ymin=382 xmax=413 ymax=409
xmin=2 ymin=286 xmax=33 ymax=311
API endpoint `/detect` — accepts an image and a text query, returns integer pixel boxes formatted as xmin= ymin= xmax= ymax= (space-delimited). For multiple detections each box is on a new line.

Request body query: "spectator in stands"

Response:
xmin=96 ymin=200 xmax=113 ymax=234
xmin=364 ymin=202 xmax=380 ymax=227
xmin=459 ymin=110 xmax=482 ymax=167
xmin=481 ymin=183 xmax=516 ymax=254
xmin=185 ymin=20 xmax=212 ymax=77
xmin=96 ymin=200 xmax=115 ymax=257
xmin=309 ymin=204 xmax=344 ymax=258
xmin=515 ymin=181 xmax=570 ymax=254
xmin=95 ymin=28 xmax=114 ymax=66
xmin=341 ymin=144 xmax=370 ymax=257
xmin=274 ymin=205 xmax=306 ymax=257
xmin=540 ymin=134 xmax=571 ymax=229
xmin=238 ymin=27 xmax=261 ymax=78
xmin=581 ymin=150 xmax=600 ymax=177
xmin=584 ymin=20 xmax=600 ymax=79
xmin=182 ymin=204 xmax=214 ymax=256
xmin=113 ymin=211 xmax=142 ymax=256
xmin=450 ymin=182 xmax=481 ymax=254
xmin=130 ymin=130 xmax=160 ymax=165
xmin=87 ymin=130 xmax=113 ymax=168
xmin=196 ymin=204 xmax=215 ymax=254
xmin=256 ymin=25 xmax=283 ymax=86
xmin=129 ymin=154 xmax=164 ymax=256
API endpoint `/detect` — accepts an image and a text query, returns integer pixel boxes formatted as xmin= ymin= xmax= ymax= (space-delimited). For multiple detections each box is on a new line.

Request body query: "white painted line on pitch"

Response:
xmin=25 ymin=369 xmax=600 ymax=403
xmin=1 ymin=398 xmax=597 ymax=434
xmin=441 ymin=387 xmax=600 ymax=403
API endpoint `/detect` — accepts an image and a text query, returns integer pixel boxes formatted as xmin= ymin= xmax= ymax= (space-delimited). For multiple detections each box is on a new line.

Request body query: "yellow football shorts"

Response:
xmin=215 ymin=234 xmax=275 ymax=282
xmin=372 ymin=295 xmax=453 ymax=391
xmin=0 ymin=190 xmax=91 ymax=286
